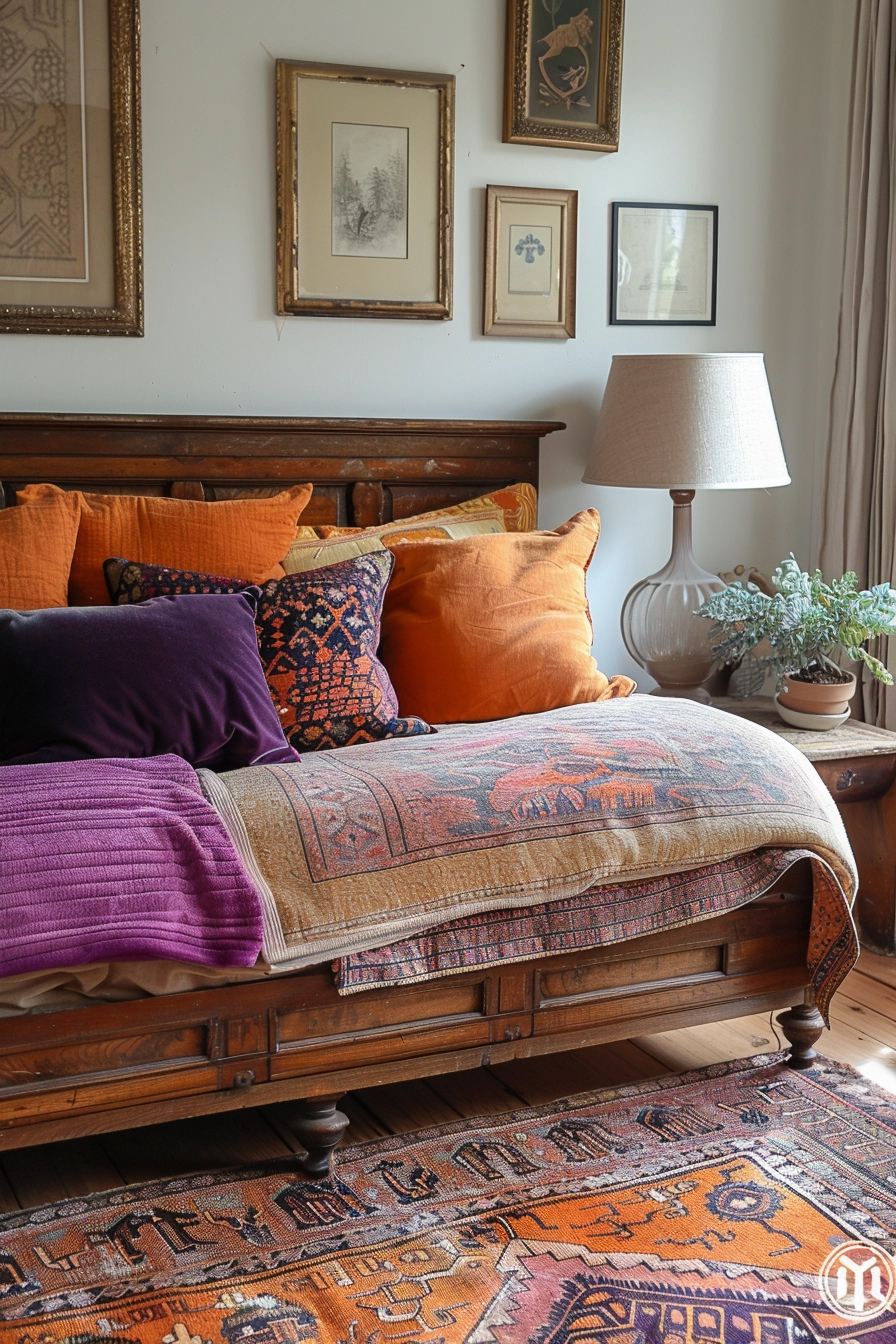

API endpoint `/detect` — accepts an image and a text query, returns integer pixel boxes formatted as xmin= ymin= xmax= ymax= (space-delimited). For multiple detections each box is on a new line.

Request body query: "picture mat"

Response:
xmin=296 ymin=77 xmax=439 ymax=303
xmin=0 ymin=0 xmax=114 ymax=307
xmin=331 ymin=122 xmax=408 ymax=260
xmin=0 ymin=0 xmax=86 ymax=280
xmin=508 ymin=224 xmax=553 ymax=294
xmin=616 ymin=206 xmax=713 ymax=321
xmin=495 ymin=200 xmax=563 ymax=323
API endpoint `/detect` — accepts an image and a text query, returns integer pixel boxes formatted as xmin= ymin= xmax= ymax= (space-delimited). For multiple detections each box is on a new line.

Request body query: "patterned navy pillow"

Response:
xmin=104 ymin=558 xmax=246 ymax=603
xmin=105 ymin=554 xmax=432 ymax=752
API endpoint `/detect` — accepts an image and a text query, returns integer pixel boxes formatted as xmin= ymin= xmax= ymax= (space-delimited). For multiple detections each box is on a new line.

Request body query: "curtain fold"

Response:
xmin=819 ymin=0 xmax=896 ymax=727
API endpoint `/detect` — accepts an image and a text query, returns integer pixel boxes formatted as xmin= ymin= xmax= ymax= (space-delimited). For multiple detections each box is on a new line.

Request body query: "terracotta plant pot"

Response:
xmin=778 ymin=671 xmax=857 ymax=717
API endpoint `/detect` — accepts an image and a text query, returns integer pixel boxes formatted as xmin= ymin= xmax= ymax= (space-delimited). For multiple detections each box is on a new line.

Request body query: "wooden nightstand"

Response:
xmin=715 ymin=696 xmax=896 ymax=955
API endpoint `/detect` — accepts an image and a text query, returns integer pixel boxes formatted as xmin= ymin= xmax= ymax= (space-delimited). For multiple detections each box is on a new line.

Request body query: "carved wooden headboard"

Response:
xmin=0 ymin=415 xmax=564 ymax=528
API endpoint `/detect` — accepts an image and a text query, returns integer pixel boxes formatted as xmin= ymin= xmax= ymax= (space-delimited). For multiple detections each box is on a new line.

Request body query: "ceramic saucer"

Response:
xmin=774 ymin=694 xmax=850 ymax=732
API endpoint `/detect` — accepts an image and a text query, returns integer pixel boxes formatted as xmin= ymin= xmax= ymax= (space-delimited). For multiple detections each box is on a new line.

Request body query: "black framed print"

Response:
xmin=611 ymin=202 xmax=718 ymax=325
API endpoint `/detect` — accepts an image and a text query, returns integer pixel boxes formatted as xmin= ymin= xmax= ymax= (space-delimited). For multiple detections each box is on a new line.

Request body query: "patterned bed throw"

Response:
xmin=202 ymin=697 xmax=858 ymax=1014
xmin=0 ymin=755 xmax=264 ymax=976
xmin=336 ymin=847 xmax=853 ymax=1016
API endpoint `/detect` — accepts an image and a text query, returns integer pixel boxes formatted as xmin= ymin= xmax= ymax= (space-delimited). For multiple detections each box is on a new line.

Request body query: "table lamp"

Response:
xmin=583 ymin=353 xmax=790 ymax=703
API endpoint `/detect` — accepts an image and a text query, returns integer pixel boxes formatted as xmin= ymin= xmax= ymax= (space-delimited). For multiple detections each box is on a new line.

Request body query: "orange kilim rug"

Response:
xmin=1 ymin=1054 xmax=895 ymax=1343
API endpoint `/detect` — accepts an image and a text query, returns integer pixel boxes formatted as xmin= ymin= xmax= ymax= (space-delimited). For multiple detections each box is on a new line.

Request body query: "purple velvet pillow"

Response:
xmin=0 ymin=592 xmax=298 ymax=770
xmin=104 ymin=554 xmax=433 ymax=752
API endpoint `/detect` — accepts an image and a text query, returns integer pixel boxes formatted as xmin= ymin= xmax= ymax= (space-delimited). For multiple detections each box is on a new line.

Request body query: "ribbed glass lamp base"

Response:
xmin=620 ymin=492 xmax=724 ymax=704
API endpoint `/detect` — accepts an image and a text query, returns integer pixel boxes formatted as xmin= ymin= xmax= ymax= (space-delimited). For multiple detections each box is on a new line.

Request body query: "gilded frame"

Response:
xmin=276 ymin=60 xmax=454 ymax=320
xmin=0 ymin=0 xmax=143 ymax=337
xmin=483 ymin=184 xmax=577 ymax=338
xmin=504 ymin=0 xmax=624 ymax=152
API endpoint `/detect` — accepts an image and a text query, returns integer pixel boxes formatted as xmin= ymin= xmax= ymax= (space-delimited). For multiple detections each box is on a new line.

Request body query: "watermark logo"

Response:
xmin=818 ymin=1241 xmax=896 ymax=1321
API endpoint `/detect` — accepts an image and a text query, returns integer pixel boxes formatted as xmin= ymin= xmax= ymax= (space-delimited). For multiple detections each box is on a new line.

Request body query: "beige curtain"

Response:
xmin=819 ymin=0 xmax=896 ymax=728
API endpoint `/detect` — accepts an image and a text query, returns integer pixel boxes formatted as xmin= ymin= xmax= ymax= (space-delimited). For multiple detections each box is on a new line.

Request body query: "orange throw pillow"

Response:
xmin=379 ymin=509 xmax=636 ymax=723
xmin=0 ymin=492 xmax=81 ymax=610
xmin=19 ymin=483 xmax=313 ymax=606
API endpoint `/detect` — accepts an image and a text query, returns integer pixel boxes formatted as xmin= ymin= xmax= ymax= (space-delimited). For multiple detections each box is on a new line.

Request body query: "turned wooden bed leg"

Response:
xmin=777 ymin=1002 xmax=825 ymax=1069
xmin=291 ymin=1096 xmax=350 ymax=1179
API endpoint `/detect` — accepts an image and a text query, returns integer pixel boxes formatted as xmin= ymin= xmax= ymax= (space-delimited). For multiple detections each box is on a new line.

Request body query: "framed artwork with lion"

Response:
xmin=503 ymin=0 xmax=625 ymax=152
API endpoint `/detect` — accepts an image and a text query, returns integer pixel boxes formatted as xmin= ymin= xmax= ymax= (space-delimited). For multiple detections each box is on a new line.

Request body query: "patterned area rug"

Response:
xmin=1 ymin=1055 xmax=895 ymax=1342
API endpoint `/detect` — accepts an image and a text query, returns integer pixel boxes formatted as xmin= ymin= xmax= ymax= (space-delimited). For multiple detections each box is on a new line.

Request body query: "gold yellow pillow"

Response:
xmin=316 ymin=482 xmax=537 ymax=539
xmin=19 ymin=483 xmax=313 ymax=607
xmin=379 ymin=509 xmax=636 ymax=724
xmin=283 ymin=511 xmax=506 ymax=575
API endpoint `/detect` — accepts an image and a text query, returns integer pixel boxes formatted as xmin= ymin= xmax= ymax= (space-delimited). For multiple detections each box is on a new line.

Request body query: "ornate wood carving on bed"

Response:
xmin=0 ymin=413 xmax=825 ymax=1176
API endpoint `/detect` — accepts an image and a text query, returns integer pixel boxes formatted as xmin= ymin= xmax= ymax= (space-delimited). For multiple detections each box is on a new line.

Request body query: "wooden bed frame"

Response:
xmin=0 ymin=413 xmax=826 ymax=1176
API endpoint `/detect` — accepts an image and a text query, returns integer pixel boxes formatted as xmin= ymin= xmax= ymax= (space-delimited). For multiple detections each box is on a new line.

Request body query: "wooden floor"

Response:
xmin=1 ymin=951 xmax=894 ymax=1213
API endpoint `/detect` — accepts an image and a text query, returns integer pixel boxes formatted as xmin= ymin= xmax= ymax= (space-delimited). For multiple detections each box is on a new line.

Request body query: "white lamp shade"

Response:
xmin=583 ymin=353 xmax=791 ymax=490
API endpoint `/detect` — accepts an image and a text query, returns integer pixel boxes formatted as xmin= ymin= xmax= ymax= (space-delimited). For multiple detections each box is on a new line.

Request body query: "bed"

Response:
xmin=0 ymin=413 xmax=858 ymax=1178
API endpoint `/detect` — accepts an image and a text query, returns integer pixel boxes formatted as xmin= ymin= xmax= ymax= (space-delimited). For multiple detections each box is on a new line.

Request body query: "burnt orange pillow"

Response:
xmin=0 ymin=492 xmax=81 ymax=610
xmin=19 ymin=483 xmax=313 ymax=606
xmin=379 ymin=508 xmax=636 ymax=723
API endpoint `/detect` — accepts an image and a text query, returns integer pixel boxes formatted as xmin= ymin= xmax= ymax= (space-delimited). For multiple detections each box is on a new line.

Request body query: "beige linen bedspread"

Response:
xmin=201 ymin=697 xmax=858 ymax=1004
xmin=0 ymin=959 xmax=274 ymax=1018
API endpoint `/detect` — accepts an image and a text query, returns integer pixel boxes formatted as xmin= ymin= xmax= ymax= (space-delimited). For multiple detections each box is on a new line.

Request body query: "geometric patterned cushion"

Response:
xmin=253 ymin=553 xmax=432 ymax=751
xmin=104 ymin=558 xmax=247 ymax=604
xmin=105 ymin=553 xmax=433 ymax=752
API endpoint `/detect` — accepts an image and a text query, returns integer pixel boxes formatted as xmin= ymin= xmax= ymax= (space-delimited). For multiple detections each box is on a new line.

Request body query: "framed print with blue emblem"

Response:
xmin=483 ymin=184 xmax=577 ymax=338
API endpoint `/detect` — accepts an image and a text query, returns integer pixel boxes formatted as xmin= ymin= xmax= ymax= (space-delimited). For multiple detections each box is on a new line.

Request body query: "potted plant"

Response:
xmin=696 ymin=556 xmax=896 ymax=725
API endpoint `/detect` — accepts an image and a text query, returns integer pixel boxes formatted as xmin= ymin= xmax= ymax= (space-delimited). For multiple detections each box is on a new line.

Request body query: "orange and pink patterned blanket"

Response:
xmin=335 ymin=846 xmax=852 ymax=1014
xmin=202 ymin=697 xmax=858 ymax=1017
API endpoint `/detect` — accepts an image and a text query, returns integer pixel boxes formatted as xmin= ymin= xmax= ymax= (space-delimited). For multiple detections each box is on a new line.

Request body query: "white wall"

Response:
xmin=0 ymin=0 xmax=855 ymax=684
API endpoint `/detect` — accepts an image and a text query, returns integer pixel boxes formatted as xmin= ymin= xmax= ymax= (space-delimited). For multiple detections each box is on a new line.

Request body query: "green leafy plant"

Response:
xmin=696 ymin=556 xmax=896 ymax=698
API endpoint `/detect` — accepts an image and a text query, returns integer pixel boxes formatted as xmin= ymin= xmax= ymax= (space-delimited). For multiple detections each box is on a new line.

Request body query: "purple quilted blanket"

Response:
xmin=0 ymin=755 xmax=264 ymax=976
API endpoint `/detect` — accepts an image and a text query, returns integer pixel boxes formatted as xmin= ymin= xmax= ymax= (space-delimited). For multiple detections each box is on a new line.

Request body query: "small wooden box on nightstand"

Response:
xmin=715 ymin=697 xmax=896 ymax=956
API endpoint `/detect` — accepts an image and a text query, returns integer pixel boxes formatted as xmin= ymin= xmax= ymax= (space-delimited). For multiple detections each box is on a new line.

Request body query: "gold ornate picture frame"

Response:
xmin=504 ymin=0 xmax=624 ymax=152
xmin=0 ymin=0 xmax=143 ymax=336
xmin=483 ymin=184 xmax=577 ymax=338
xmin=277 ymin=60 xmax=454 ymax=320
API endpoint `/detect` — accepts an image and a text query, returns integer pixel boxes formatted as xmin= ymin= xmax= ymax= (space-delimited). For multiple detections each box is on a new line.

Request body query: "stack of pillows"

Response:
xmin=0 ymin=481 xmax=634 ymax=769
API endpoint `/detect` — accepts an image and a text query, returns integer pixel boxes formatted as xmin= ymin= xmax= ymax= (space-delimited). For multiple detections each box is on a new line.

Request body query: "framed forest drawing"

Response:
xmin=277 ymin=60 xmax=454 ymax=320
xmin=504 ymin=0 xmax=625 ymax=152
xmin=0 ymin=0 xmax=142 ymax=336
